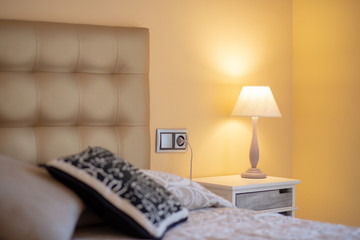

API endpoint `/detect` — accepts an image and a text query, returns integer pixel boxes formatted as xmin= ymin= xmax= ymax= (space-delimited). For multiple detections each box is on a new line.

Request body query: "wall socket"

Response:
xmin=156 ymin=129 xmax=188 ymax=152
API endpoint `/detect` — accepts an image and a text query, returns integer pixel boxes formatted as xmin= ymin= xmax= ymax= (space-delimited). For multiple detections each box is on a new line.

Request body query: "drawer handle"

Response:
xmin=279 ymin=189 xmax=291 ymax=194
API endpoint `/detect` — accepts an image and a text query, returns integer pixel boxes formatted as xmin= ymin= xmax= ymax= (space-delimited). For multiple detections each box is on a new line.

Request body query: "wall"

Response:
xmin=293 ymin=0 xmax=360 ymax=226
xmin=2 ymin=0 xmax=359 ymax=227
xmin=0 ymin=0 xmax=293 ymax=178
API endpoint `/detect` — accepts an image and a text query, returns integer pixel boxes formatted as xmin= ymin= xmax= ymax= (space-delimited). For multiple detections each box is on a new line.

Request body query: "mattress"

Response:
xmin=73 ymin=207 xmax=360 ymax=240
xmin=164 ymin=208 xmax=360 ymax=240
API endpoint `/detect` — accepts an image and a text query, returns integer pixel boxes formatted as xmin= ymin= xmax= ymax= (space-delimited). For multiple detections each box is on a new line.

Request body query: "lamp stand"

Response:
xmin=241 ymin=117 xmax=267 ymax=179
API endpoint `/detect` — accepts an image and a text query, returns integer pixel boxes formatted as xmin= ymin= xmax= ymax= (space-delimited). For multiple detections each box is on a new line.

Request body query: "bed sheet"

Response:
xmin=163 ymin=208 xmax=360 ymax=240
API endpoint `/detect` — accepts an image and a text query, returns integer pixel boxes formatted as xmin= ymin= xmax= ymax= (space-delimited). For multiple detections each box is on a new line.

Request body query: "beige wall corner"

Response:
xmin=293 ymin=0 xmax=360 ymax=227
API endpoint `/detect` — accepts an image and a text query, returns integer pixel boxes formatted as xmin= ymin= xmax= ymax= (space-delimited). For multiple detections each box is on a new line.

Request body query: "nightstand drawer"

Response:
xmin=194 ymin=175 xmax=300 ymax=216
xmin=236 ymin=188 xmax=292 ymax=211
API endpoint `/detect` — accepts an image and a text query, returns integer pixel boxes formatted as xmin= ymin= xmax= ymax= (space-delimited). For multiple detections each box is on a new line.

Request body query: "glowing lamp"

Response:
xmin=232 ymin=86 xmax=281 ymax=178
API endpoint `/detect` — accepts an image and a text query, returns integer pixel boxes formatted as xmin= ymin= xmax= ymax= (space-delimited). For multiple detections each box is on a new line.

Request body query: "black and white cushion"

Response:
xmin=45 ymin=146 xmax=188 ymax=239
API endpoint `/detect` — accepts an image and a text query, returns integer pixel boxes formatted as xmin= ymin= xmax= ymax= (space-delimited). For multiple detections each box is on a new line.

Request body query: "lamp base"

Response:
xmin=241 ymin=168 xmax=267 ymax=179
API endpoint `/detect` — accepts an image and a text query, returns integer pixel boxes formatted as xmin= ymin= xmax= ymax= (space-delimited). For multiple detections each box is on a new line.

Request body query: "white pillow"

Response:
xmin=141 ymin=170 xmax=234 ymax=210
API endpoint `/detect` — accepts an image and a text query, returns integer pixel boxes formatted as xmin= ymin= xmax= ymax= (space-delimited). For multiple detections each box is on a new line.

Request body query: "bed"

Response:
xmin=0 ymin=20 xmax=359 ymax=240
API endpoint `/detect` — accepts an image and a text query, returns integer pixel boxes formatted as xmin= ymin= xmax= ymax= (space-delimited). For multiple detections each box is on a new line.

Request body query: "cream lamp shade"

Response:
xmin=232 ymin=86 xmax=281 ymax=118
xmin=232 ymin=86 xmax=281 ymax=179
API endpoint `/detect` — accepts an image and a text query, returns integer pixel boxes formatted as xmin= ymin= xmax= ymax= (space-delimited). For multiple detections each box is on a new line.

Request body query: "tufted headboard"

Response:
xmin=0 ymin=20 xmax=150 ymax=168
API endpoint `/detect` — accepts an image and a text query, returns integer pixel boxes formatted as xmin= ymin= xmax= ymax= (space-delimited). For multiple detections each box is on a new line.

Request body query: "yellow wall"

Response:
xmin=1 ymin=0 xmax=359 ymax=229
xmin=293 ymin=0 xmax=360 ymax=226
xmin=1 ymin=0 xmax=358 ymax=228
xmin=0 ymin=0 xmax=294 ymax=178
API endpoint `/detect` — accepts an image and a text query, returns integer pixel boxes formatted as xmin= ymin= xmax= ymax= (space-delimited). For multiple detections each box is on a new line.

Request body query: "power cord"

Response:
xmin=176 ymin=136 xmax=194 ymax=180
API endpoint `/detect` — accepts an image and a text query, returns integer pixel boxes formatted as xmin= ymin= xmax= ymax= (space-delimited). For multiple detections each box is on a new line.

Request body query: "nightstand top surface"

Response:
xmin=193 ymin=175 xmax=300 ymax=191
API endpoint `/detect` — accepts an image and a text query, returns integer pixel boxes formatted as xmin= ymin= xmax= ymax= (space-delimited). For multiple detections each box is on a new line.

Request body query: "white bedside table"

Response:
xmin=193 ymin=175 xmax=301 ymax=216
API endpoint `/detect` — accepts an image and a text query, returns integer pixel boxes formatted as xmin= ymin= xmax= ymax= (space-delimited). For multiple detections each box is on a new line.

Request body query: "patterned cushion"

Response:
xmin=142 ymin=170 xmax=234 ymax=210
xmin=45 ymin=146 xmax=188 ymax=239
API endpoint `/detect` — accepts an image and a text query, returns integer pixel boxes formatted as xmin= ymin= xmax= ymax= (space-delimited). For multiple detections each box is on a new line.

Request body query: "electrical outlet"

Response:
xmin=156 ymin=129 xmax=188 ymax=152
xmin=174 ymin=133 xmax=187 ymax=148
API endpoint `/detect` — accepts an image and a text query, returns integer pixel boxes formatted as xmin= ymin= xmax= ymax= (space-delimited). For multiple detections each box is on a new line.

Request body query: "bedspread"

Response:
xmin=164 ymin=208 xmax=360 ymax=240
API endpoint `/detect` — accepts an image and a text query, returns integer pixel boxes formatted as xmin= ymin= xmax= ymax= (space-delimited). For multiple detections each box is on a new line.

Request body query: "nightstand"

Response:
xmin=193 ymin=175 xmax=301 ymax=216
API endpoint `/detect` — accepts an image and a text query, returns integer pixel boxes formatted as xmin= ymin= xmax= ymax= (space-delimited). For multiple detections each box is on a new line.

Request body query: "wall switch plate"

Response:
xmin=156 ymin=129 xmax=188 ymax=152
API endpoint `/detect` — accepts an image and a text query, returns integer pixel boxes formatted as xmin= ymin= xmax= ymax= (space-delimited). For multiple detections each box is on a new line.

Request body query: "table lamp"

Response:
xmin=232 ymin=86 xmax=281 ymax=178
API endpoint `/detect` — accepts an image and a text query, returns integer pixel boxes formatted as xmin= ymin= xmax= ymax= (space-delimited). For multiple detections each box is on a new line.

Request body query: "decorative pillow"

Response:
xmin=141 ymin=170 xmax=234 ymax=210
xmin=45 ymin=146 xmax=188 ymax=239
xmin=0 ymin=154 xmax=85 ymax=240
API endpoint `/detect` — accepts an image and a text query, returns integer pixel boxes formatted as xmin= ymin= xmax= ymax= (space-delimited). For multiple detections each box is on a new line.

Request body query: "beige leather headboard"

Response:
xmin=0 ymin=20 xmax=150 ymax=168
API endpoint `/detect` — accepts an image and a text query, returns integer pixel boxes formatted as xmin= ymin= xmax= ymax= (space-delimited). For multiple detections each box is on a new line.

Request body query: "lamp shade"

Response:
xmin=232 ymin=86 xmax=281 ymax=118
